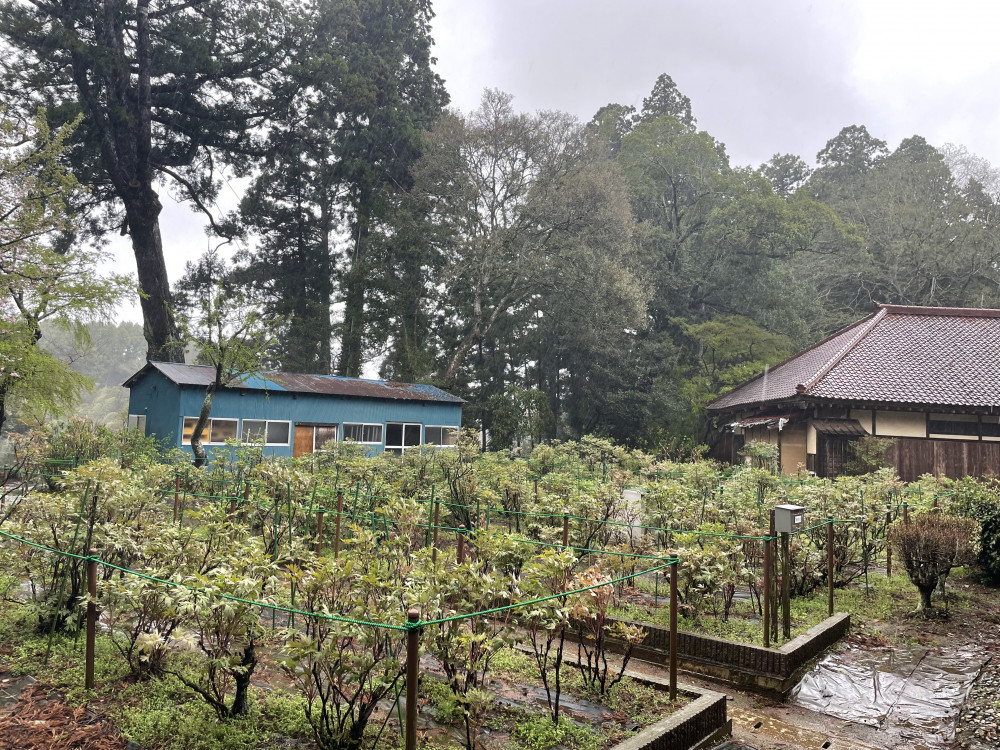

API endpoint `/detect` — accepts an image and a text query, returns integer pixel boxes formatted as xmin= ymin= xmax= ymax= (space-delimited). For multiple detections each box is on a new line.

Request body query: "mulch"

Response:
xmin=0 ymin=683 xmax=128 ymax=750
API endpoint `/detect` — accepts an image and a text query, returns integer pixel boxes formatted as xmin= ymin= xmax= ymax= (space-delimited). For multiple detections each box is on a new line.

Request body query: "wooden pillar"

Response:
xmin=768 ymin=510 xmax=778 ymax=642
xmin=781 ymin=531 xmax=791 ymax=640
xmin=405 ymin=609 xmax=421 ymax=750
xmin=315 ymin=511 xmax=325 ymax=556
xmin=827 ymin=517 xmax=835 ymax=617
xmin=457 ymin=531 xmax=465 ymax=564
xmin=562 ymin=514 xmax=569 ymax=548
xmin=762 ymin=536 xmax=771 ymax=648
xmin=334 ymin=490 xmax=344 ymax=559
xmin=173 ymin=475 xmax=180 ymax=522
xmin=669 ymin=561 xmax=678 ymax=701
xmin=85 ymin=549 xmax=97 ymax=690
xmin=432 ymin=501 xmax=440 ymax=565
xmin=885 ymin=505 xmax=893 ymax=578
xmin=903 ymin=502 xmax=909 ymax=524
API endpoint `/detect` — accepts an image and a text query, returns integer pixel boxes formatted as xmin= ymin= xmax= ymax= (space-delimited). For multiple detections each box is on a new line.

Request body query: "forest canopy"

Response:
xmin=2 ymin=0 xmax=999 ymax=449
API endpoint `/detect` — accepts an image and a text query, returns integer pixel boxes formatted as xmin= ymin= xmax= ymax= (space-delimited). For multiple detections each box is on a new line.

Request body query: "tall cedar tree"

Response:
xmin=0 ymin=0 xmax=295 ymax=361
xmin=238 ymin=0 xmax=446 ymax=376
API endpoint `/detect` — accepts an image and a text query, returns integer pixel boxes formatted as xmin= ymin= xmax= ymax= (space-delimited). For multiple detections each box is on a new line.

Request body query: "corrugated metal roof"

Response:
xmin=708 ymin=304 xmax=1000 ymax=411
xmin=125 ymin=362 xmax=465 ymax=404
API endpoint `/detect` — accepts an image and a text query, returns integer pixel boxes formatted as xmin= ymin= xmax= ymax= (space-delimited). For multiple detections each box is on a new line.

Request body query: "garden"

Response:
xmin=0 ymin=423 xmax=998 ymax=750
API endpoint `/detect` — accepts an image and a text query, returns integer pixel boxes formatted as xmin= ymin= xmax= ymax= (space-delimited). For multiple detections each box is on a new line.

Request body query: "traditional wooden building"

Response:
xmin=124 ymin=362 xmax=463 ymax=458
xmin=707 ymin=305 xmax=1000 ymax=480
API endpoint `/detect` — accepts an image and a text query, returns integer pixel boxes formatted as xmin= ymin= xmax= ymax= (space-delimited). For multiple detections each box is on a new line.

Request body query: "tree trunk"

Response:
xmin=917 ymin=585 xmax=934 ymax=615
xmin=229 ymin=642 xmax=256 ymax=717
xmin=338 ymin=212 xmax=370 ymax=378
xmin=125 ymin=195 xmax=184 ymax=362
xmin=190 ymin=383 xmax=217 ymax=468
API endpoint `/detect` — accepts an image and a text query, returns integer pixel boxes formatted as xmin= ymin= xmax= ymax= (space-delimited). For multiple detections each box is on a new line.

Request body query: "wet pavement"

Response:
xmin=790 ymin=645 xmax=986 ymax=749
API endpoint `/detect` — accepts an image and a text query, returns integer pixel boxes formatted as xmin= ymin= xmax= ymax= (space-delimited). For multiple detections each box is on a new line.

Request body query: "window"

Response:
xmin=127 ymin=414 xmax=146 ymax=433
xmin=182 ymin=417 xmax=239 ymax=445
xmin=314 ymin=426 xmax=338 ymax=450
xmin=385 ymin=422 xmax=422 ymax=454
xmin=343 ymin=423 xmax=384 ymax=444
xmin=984 ymin=416 xmax=1000 ymax=441
xmin=424 ymin=426 xmax=459 ymax=447
xmin=929 ymin=413 xmax=979 ymax=440
xmin=241 ymin=420 xmax=291 ymax=445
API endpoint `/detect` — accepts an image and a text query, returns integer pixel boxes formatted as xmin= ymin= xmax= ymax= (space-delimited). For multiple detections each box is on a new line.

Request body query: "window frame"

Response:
xmin=182 ymin=416 xmax=240 ymax=445
xmin=384 ymin=422 xmax=422 ymax=454
xmin=240 ymin=419 xmax=292 ymax=446
xmin=342 ymin=422 xmax=384 ymax=445
xmin=423 ymin=425 xmax=459 ymax=447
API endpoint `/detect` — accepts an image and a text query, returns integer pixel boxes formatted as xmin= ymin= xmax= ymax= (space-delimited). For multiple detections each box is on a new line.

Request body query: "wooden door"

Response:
xmin=293 ymin=425 xmax=314 ymax=457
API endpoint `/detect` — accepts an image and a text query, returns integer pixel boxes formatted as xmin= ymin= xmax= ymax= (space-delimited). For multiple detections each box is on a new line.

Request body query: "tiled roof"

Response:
xmin=124 ymin=362 xmax=465 ymax=404
xmin=707 ymin=305 xmax=1000 ymax=411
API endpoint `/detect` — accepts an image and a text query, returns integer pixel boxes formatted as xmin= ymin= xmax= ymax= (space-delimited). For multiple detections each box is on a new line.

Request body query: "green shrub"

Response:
xmin=511 ymin=714 xmax=601 ymax=750
xmin=950 ymin=478 xmax=1000 ymax=582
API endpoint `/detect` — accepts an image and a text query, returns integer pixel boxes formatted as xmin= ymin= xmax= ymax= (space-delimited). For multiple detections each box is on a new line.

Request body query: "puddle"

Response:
xmin=790 ymin=645 xmax=986 ymax=748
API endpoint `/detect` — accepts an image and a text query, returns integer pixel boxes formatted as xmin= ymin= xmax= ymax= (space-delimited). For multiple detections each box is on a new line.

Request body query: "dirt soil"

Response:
xmin=0 ymin=681 xmax=129 ymax=750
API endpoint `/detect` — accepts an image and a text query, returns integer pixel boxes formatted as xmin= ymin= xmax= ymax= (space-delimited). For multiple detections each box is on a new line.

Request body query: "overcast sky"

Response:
xmin=112 ymin=0 xmax=1000 ymax=322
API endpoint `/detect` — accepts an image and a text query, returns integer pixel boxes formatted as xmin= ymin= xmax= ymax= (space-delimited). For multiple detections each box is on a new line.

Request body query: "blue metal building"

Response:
xmin=124 ymin=362 xmax=464 ymax=458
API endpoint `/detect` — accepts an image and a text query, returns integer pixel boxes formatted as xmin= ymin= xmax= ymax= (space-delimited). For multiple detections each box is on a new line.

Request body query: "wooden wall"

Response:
xmin=887 ymin=438 xmax=1000 ymax=481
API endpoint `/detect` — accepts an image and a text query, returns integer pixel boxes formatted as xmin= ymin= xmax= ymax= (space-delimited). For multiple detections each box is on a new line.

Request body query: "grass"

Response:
xmin=611 ymin=570 xmax=927 ymax=647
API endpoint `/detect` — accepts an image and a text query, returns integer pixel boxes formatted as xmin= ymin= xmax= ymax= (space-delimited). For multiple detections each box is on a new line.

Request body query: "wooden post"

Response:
xmin=315 ymin=511 xmax=325 ymax=556
xmin=762 ymin=536 xmax=771 ymax=648
xmin=827 ymin=517 xmax=835 ymax=617
xmin=405 ymin=609 xmax=421 ymax=750
xmin=885 ymin=505 xmax=893 ymax=578
xmin=242 ymin=482 xmax=250 ymax=525
xmin=85 ymin=549 xmax=97 ymax=690
xmin=432 ymin=501 xmax=440 ymax=565
xmin=173 ymin=475 xmax=180 ymax=522
xmin=781 ymin=531 xmax=791 ymax=640
xmin=334 ymin=490 xmax=344 ymax=559
xmin=768 ymin=510 xmax=777 ymax=642
xmin=534 ymin=479 xmax=538 ymax=501
xmin=562 ymin=514 xmax=569 ymax=548
xmin=903 ymin=502 xmax=909 ymax=524
xmin=457 ymin=531 xmax=465 ymax=564
xmin=669 ymin=560 xmax=678 ymax=701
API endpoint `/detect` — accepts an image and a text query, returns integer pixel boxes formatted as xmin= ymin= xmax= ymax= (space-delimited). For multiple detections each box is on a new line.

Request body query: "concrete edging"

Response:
xmin=601 ymin=612 xmax=850 ymax=697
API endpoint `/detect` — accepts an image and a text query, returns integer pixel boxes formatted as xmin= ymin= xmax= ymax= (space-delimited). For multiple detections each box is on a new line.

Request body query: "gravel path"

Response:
xmin=956 ymin=657 xmax=1000 ymax=749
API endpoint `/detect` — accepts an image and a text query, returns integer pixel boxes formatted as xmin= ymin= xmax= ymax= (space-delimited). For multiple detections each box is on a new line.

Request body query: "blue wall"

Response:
xmin=127 ymin=370 xmax=462 ymax=458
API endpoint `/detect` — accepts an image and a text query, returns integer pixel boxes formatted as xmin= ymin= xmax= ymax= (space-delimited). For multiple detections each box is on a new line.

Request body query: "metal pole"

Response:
xmin=562 ymin=514 xmax=569 ymax=547
xmin=762 ymin=536 xmax=771 ymax=648
xmin=669 ymin=561 xmax=678 ymax=701
xmin=781 ymin=531 xmax=791 ymax=640
xmin=405 ymin=609 xmax=421 ymax=750
xmin=85 ymin=549 xmax=97 ymax=690
xmin=334 ymin=490 xmax=344 ymax=559
xmin=827 ymin=517 xmax=835 ymax=617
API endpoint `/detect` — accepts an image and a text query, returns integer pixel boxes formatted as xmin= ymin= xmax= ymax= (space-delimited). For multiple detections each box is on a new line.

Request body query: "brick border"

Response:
xmin=595 ymin=612 xmax=850 ymax=696
xmin=609 ymin=675 xmax=730 ymax=750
